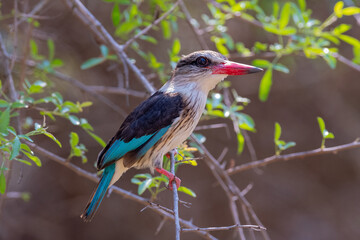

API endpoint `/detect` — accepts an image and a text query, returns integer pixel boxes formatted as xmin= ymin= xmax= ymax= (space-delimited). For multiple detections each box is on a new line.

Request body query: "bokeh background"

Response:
xmin=1 ymin=0 xmax=360 ymax=239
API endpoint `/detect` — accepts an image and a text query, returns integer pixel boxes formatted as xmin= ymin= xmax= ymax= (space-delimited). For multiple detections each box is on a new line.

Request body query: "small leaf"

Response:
xmin=334 ymin=1 xmax=344 ymax=18
xmin=279 ymin=3 xmax=291 ymax=29
xmin=252 ymin=59 xmax=271 ymax=68
xmin=100 ymin=45 xmax=108 ymax=57
xmin=298 ymin=0 xmax=306 ymax=11
xmin=0 ymin=108 xmax=10 ymax=134
xmin=317 ymin=117 xmax=325 ymax=136
xmin=80 ymin=57 xmax=105 ymax=70
xmin=325 ymin=132 xmax=335 ymax=139
xmin=138 ymin=178 xmax=152 ymax=195
xmin=0 ymin=171 xmax=6 ymax=194
xmin=339 ymin=35 xmax=360 ymax=48
xmin=161 ymin=20 xmax=171 ymax=39
xmin=131 ymin=178 xmax=142 ymax=185
xmin=87 ymin=131 xmax=106 ymax=147
xmin=22 ymin=151 xmax=41 ymax=167
xmin=111 ymin=3 xmax=121 ymax=26
xmin=282 ymin=141 xmax=296 ymax=150
xmin=69 ymin=115 xmax=80 ymax=125
xmin=172 ymin=38 xmax=181 ymax=55
xmin=259 ymin=68 xmax=273 ymax=102
xmin=178 ymin=186 xmax=196 ymax=197
xmin=10 ymin=136 xmax=21 ymax=160
xmin=274 ymin=122 xmax=281 ymax=141
xmin=70 ymin=132 xmax=79 ymax=147
xmin=44 ymin=132 xmax=62 ymax=148
xmin=273 ymin=63 xmax=289 ymax=73
xmin=342 ymin=7 xmax=360 ymax=16
xmin=237 ymin=131 xmax=245 ymax=154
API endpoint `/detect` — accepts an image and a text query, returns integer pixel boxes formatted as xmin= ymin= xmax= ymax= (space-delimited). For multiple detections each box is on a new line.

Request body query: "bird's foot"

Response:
xmin=155 ymin=167 xmax=181 ymax=190
xmin=165 ymin=148 xmax=178 ymax=159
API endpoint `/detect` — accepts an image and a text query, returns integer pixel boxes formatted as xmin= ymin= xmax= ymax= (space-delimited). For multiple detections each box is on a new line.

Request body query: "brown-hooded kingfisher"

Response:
xmin=81 ymin=50 xmax=262 ymax=221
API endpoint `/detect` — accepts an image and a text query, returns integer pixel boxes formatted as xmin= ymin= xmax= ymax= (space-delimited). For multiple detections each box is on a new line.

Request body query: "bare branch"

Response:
xmin=87 ymin=86 xmax=147 ymax=98
xmin=227 ymin=140 xmax=360 ymax=175
xmin=122 ymin=1 xmax=180 ymax=50
xmin=179 ymin=0 xmax=209 ymax=49
xmin=333 ymin=52 xmax=360 ymax=72
xmin=182 ymin=223 xmax=266 ymax=233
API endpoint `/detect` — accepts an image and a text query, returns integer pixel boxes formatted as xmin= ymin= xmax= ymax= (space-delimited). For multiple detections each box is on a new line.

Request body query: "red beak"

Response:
xmin=211 ymin=60 xmax=263 ymax=75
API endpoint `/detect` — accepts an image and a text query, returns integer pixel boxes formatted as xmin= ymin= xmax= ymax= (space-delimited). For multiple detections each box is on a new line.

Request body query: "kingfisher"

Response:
xmin=81 ymin=50 xmax=262 ymax=221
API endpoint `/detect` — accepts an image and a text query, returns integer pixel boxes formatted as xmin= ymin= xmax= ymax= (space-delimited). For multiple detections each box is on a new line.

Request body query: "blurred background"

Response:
xmin=1 ymin=0 xmax=360 ymax=239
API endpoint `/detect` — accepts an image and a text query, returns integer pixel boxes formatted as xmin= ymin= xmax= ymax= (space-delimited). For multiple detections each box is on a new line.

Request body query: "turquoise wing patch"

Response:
xmin=136 ymin=126 xmax=170 ymax=158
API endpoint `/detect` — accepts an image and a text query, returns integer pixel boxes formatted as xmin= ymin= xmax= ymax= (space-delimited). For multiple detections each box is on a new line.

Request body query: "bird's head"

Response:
xmin=171 ymin=50 xmax=262 ymax=92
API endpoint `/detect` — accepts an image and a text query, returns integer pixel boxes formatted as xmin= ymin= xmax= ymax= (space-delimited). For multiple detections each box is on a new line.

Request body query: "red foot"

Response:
xmin=165 ymin=149 xmax=178 ymax=159
xmin=155 ymin=167 xmax=181 ymax=190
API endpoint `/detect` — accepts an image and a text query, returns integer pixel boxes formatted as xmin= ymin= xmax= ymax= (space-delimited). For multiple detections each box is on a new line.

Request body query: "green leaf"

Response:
xmin=237 ymin=131 xmax=245 ymax=154
xmin=317 ymin=117 xmax=325 ymax=136
xmin=47 ymin=39 xmax=55 ymax=60
xmin=325 ymin=132 xmax=335 ymax=139
xmin=22 ymin=151 xmax=41 ymax=167
xmin=100 ymin=45 xmax=108 ymax=57
xmin=322 ymin=54 xmax=337 ymax=69
xmin=21 ymin=143 xmax=33 ymax=154
xmin=30 ymin=39 xmax=44 ymax=60
xmin=134 ymin=173 xmax=152 ymax=179
xmin=178 ymin=186 xmax=196 ymax=197
xmin=172 ymin=38 xmax=181 ymax=56
xmin=69 ymin=115 xmax=80 ymax=125
xmin=282 ymin=141 xmax=296 ymax=150
xmin=342 ymin=7 xmax=360 ymax=16
xmin=279 ymin=3 xmax=291 ymax=29
xmin=80 ymin=57 xmax=105 ymax=70
xmin=0 ymin=171 xmax=6 ymax=194
xmin=274 ymin=122 xmax=281 ymax=141
xmin=16 ymin=159 xmax=32 ymax=166
xmin=252 ymin=59 xmax=271 ymax=68
xmin=259 ymin=68 xmax=272 ymax=102
xmin=70 ymin=132 xmax=79 ymax=147
xmin=298 ymin=0 xmax=306 ymax=11
xmin=333 ymin=24 xmax=352 ymax=35
xmin=161 ymin=20 xmax=171 ymax=39
xmin=272 ymin=2 xmax=280 ymax=19
xmin=44 ymin=132 xmax=62 ymax=147
xmin=87 ymin=131 xmax=106 ymax=147
xmin=334 ymin=1 xmax=344 ymax=18
xmin=139 ymin=35 xmax=158 ymax=44
xmin=338 ymin=35 xmax=360 ymax=48
xmin=111 ymin=3 xmax=121 ymax=26
xmin=237 ymin=113 xmax=255 ymax=132
xmin=0 ymin=100 xmax=9 ymax=108
xmin=51 ymin=58 xmax=63 ymax=68
xmin=273 ymin=63 xmax=289 ymax=73
xmin=131 ymin=178 xmax=142 ymax=185
xmin=10 ymin=136 xmax=21 ymax=160
xmin=138 ymin=178 xmax=152 ymax=195
xmin=0 ymin=108 xmax=10 ymax=134
xmin=264 ymin=24 xmax=296 ymax=35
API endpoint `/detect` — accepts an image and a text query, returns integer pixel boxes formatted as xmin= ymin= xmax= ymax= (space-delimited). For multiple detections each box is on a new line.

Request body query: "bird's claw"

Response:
xmin=155 ymin=167 xmax=181 ymax=191
xmin=167 ymin=175 xmax=181 ymax=190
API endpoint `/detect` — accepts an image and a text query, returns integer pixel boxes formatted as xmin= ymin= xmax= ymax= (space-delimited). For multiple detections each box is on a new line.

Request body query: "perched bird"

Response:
xmin=81 ymin=50 xmax=262 ymax=221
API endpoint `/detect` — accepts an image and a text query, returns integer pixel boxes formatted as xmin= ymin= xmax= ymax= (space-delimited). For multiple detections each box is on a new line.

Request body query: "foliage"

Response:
xmin=317 ymin=116 xmax=335 ymax=148
xmin=274 ymin=122 xmax=296 ymax=155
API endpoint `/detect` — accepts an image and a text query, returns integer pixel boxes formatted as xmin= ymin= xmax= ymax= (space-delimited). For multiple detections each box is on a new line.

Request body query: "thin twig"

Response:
xmin=62 ymin=0 xmax=156 ymax=93
xmin=227 ymin=139 xmax=360 ymax=175
xmin=27 ymin=142 xmax=217 ymax=240
xmin=170 ymin=150 xmax=181 ymax=240
xmin=182 ymin=223 xmax=266 ymax=232
xmin=333 ymin=52 xmax=360 ymax=72
xmin=122 ymin=1 xmax=180 ymax=50
xmin=87 ymin=86 xmax=148 ymax=98
xmin=179 ymin=0 xmax=209 ymax=49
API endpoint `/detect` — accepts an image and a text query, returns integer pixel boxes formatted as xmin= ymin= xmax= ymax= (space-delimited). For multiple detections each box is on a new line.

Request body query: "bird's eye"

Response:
xmin=196 ymin=57 xmax=209 ymax=67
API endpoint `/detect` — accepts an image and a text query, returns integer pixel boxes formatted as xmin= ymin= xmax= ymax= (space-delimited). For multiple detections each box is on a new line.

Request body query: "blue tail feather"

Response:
xmin=81 ymin=164 xmax=115 ymax=222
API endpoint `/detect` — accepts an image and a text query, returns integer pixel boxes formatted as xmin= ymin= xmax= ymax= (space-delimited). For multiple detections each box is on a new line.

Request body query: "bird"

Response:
xmin=80 ymin=50 xmax=262 ymax=221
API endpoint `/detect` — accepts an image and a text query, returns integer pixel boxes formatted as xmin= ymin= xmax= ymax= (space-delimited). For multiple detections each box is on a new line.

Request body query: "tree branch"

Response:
xmin=122 ymin=1 xmax=180 ymax=50
xmin=61 ymin=0 xmax=156 ymax=94
xmin=182 ymin=223 xmax=266 ymax=233
xmin=170 ymin=150 xmax=181 ymax=240
xmin=227 ymin=140 xmax=360 ymax=175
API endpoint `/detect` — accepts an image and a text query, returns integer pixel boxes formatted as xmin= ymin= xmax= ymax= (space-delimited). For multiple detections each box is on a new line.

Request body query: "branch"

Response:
xmin=87 ymin=86 xmax=147 ymax=98
xmin=333 ymin=52 xmax=360 ymax=72
xmin=61 ymin=0 xmax=156 ymax=94
xmin=170 ymin=150 xmax=181 ymax=240
xmin=122 ymin=1 xmax=180 ymax=50
xmin=179 ymin=0 xmax=209 ymax=49
xmin=27 ymin=142 xmax=217 ymax=240
xmin=227 ymin=140 xmax=360 ymax=175
xmin=182 ymin=223 xmax=266 ymax=233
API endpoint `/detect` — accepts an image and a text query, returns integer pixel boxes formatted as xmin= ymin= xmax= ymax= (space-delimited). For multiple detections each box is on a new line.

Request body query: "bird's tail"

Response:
xmin=81 ymin=163 xmax=115 ymax=222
